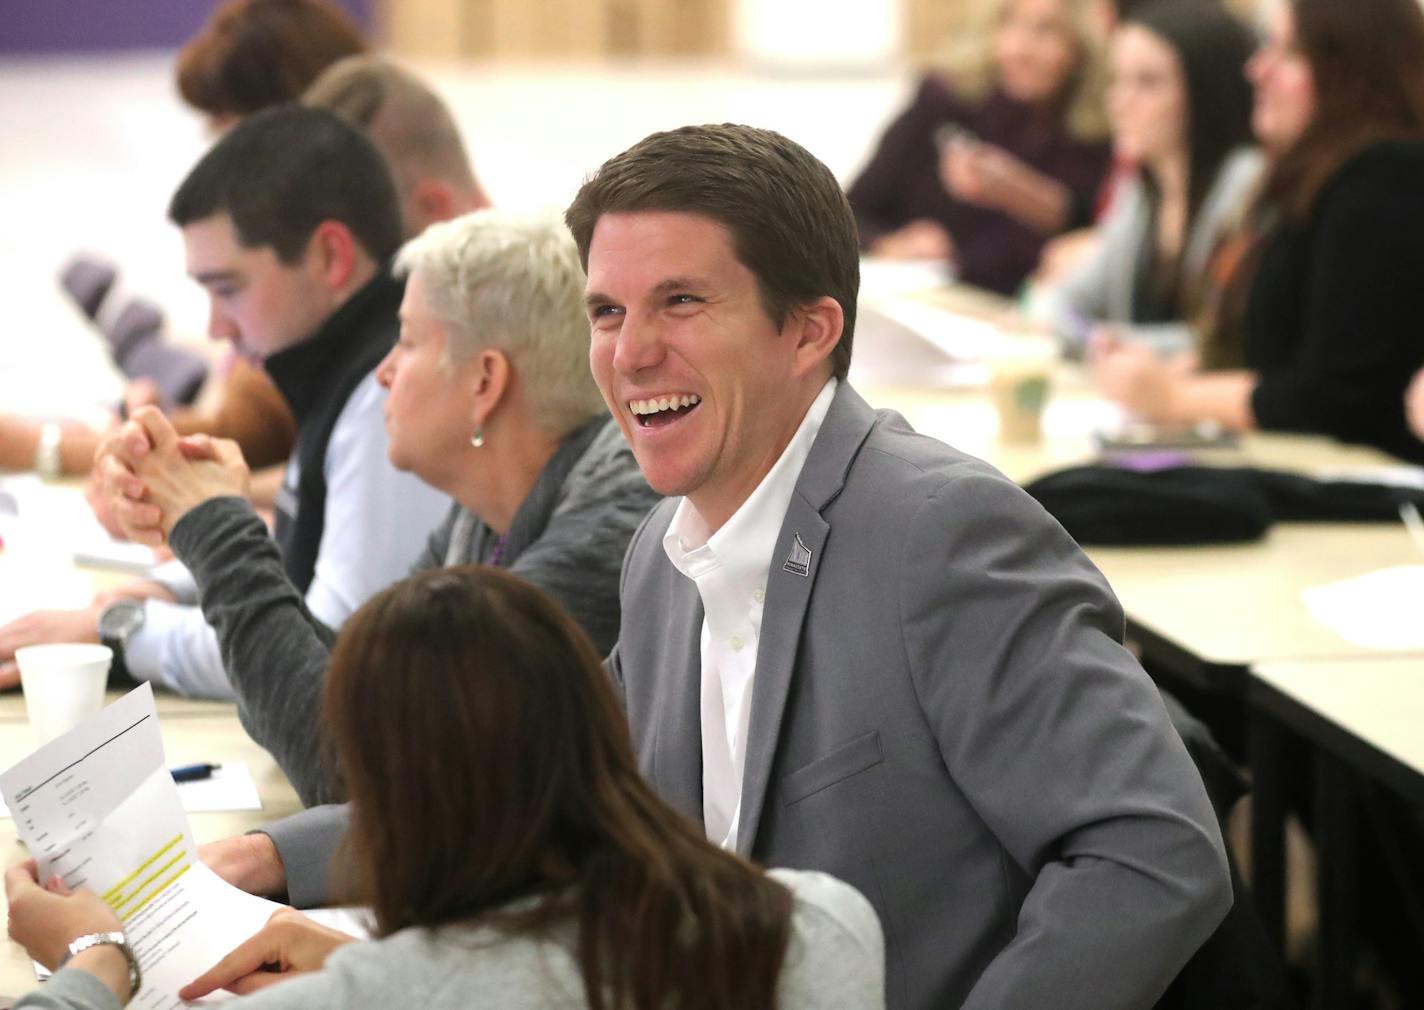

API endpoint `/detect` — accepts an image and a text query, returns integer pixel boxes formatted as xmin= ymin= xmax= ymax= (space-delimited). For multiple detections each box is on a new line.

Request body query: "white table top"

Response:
xmin=1251 ymin=656 xmax=1424 ymax=802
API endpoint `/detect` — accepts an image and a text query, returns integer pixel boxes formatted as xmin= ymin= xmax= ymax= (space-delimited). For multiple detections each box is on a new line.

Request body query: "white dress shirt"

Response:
xmin=663 ymin=378 xmax=836 ymax=850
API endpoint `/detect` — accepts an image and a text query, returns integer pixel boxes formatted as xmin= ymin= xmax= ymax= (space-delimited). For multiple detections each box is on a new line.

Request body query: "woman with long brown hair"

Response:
xmin=6 ymin=566 xmax=883 ymax=1010
xmin=1091 ymin=0 xmax=1424 ymax=463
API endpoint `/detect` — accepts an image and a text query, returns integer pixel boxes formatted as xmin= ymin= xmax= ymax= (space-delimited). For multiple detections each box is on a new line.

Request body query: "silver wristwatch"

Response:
xmin=60 ymin=930 xmax=142 ymax=996
xmin=33 ymin=422 xmax=62 ymax=481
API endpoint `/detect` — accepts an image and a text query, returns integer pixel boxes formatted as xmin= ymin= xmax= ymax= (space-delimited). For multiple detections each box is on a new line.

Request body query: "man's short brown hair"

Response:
xmin=565 ymin=124 xmax=859 ymax=381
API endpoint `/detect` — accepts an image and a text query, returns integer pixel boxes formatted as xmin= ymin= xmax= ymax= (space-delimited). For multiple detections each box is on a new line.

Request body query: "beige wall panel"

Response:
xmin=383 ymin=0 xmax=467 ymax=59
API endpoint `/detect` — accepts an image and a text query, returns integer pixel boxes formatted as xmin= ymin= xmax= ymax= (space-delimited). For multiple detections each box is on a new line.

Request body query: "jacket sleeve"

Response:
xmin=506 ymin=452 xmax=659 ymax=658
xmin=259 ymin=803 xmax=354 ymax=909
xmin=1251 ymin=150 xmax=1424 ymax=448
xmin=14 ymin=968 xmax=123 ymax=1010
xmin=900 ymin=470 xmax=1232 ymax=1009
xmin=169 ymin=496 xmax=340 ymax=806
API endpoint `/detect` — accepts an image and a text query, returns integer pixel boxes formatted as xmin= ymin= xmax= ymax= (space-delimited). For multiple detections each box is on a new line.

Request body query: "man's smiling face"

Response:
xmin=584 ymin=211 xmax=817 ymax=530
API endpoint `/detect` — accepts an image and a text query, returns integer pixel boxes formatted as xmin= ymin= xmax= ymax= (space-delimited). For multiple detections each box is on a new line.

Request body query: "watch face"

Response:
xmin=99 ymin=600 xmax=145 ymax=641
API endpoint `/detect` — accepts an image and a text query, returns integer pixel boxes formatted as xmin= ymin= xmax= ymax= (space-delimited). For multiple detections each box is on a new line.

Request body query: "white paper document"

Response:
xmin=1302 ymin=565 xmax=1424 ymax=650
xmin=0 ymin=761 xmax=262 ymax=819
xmin=0 ymin=475 xmax=160 ymax=578
xmin=0 ymin=685 xmax=286 ymax=1006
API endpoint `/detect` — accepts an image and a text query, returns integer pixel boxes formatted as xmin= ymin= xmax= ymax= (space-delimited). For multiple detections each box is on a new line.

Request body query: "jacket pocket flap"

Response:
xmin=781 ymin=730 xmax=883 ymax=806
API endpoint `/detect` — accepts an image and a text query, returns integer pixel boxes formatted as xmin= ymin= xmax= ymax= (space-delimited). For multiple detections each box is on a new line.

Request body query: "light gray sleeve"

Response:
xmin=143 ymin=557 xmax=198 ymax=605
xmin=902 ymin=470 xmax=1232 ymax=1010
xmin=122 ymin=599 xmax=235 ymax=700
xmin=1047 ymin=182 xmax=1146 ymax=353
xmin=13 ymin=968 xmax=122 ymax=1010
xmin=770 ymin=869 xmax=887 ymax=1010
xmin=260 ymin=803 xmax=353 ymax=909
xmin=168 ymin=496 xmax=339 ymax=806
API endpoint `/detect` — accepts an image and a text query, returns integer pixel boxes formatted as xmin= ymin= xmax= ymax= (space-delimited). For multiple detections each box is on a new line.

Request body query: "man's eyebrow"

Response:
xmin=584 ymin=276 xmax=715 ymax=311
xmin=650 ymin=276 xmax=710 ymax=295
xmin=193 ymin=270 xmax=241 ymax=285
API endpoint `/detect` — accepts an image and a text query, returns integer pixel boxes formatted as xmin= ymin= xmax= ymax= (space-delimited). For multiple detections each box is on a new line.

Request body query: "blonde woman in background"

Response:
xmin=848 ymin=0 xmax=1113 ymax=294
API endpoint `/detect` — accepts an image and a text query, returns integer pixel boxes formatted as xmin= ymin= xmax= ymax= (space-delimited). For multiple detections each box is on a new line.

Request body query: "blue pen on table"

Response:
xmin=171 ymin=762 xmax=220 ymax=783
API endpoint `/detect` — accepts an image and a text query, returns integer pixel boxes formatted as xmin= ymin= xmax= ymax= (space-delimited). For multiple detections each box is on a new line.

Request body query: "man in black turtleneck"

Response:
xmin=89 ymin=106 xmax=447 ymax=698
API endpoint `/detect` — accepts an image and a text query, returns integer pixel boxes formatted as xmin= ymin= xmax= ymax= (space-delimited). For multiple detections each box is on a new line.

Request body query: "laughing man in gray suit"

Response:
xmin=562 ymin=124 xmax=1231 ymax=1010
xmin=197 ymin=125 xmax=1229 ymax=1009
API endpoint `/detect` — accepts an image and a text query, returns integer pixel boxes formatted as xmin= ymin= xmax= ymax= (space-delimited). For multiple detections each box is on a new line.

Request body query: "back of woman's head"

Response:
xmin=325 ymin=566 xmax=793 ymax=1010
xmin=1268 ymin=0 xmax=1424 ymax=215
xmin=176 ymin=0 xmax=367 ymax=122
xmin=1125 ymin=0 xmax=1255 ymax=214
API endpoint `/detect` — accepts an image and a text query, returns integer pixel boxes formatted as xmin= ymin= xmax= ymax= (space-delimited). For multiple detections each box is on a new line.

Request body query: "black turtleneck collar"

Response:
xmin=263 ymin=267 xmax=404 ymax=423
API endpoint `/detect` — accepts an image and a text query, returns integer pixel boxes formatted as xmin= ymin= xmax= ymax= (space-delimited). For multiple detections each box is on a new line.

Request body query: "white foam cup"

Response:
xmin=15 ymin=643 xmax=112 ymax=745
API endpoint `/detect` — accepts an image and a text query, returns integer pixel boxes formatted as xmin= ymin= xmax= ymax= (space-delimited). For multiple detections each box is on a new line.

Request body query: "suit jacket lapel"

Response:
xmin=646 ymin=556 xmax=707 ymax=825
xmin=736 ymin=498 xmax=828 ymax=856
xmin=734 ymin=383 xmax=880 ymax=857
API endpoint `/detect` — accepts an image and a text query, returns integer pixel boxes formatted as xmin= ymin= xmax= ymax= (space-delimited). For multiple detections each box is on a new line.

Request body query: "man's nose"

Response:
xmin=611 ymin=311 xmax=666 ymax=374
xmin=207 ymin=301 xmax=239 ymax=342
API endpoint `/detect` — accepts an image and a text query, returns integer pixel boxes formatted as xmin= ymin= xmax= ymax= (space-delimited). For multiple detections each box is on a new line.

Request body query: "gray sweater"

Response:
xmin=167 ymin=416 xmax=658 ymax=806
xmin=1045 ymin=147 xmax=1263 ymax=356
xmin=19 ymin=869 xmax=885 ymax=1010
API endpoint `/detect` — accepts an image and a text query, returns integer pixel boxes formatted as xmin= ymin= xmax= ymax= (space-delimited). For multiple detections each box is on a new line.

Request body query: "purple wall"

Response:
xmin=0 ymin=0 xmax=373 ymax=55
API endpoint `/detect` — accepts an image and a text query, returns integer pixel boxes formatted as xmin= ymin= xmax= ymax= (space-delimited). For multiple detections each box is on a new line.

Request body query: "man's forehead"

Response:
xmin=585 ymin=210 xmax=742 ymax=286
xmin=182 ymin=212 xmax=245 ymax=269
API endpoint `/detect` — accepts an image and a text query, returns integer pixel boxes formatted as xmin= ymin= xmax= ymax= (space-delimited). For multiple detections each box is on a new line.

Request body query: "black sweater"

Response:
xmin=1246 ymin=140 xmax=1424 ymax=463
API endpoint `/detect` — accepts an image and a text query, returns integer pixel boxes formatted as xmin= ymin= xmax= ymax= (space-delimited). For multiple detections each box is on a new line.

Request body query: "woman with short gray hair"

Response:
xmin=141 ymin=208 xmax=660 ymax=805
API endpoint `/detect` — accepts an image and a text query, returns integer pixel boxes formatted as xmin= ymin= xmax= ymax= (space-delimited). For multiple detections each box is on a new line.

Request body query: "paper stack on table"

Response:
xmin=1302 ymin=565 xmax=1424 ymax=650
xmin=0 ymin=684 xmax=286 ymax=1006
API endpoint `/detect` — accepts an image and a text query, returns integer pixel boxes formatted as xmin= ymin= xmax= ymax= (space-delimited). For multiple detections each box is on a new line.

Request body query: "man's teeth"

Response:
xmin=630 ymin=394 xmax=701 ymax=416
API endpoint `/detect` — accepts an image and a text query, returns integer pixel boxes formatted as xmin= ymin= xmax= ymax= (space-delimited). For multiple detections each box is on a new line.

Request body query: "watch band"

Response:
xmin=33 ymin=422 xmax=62 ymax=481
xmin=97 ymin=599 xmax=145 ymax=685
xmin=60 ymin=930 xmax=142 ymax=997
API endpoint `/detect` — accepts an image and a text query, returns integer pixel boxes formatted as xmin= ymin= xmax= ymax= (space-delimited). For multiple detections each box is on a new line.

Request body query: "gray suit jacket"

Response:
xmin=608 ymin=383 xmax=1232 ymax=1010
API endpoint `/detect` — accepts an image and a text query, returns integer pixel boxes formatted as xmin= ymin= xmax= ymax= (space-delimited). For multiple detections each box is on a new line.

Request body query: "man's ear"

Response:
xmin=410 ymin=179 xmax=458 ymax=231
xmin=308 ymin=221 xmax=358 ymax=291
xmin=786 ymin=296 xmax=844 ymax=380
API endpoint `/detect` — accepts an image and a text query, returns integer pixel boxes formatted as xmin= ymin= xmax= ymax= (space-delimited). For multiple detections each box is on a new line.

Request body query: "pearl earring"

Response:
xmin=470 ymin=427 xmax=485 ymax=449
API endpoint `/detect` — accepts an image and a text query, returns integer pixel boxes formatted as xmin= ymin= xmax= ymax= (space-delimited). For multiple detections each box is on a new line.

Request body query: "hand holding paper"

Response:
xmin=4 ymin=860 xmax=124 ymax=971
xmin=0 ymin=685 xmax=295 ymax=1007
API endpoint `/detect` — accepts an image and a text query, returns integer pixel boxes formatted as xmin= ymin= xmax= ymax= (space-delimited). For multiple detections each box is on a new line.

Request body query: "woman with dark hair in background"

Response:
xmin=1047 ymin=0 xmax=1258 ymax=355
xmin=6 ymin=566 xmax=884 ymax=1010
xmin=1092 ymin=0 xmax=1424 ymax=463
xmin=848 ymin=0 xmax=1113 ymax=295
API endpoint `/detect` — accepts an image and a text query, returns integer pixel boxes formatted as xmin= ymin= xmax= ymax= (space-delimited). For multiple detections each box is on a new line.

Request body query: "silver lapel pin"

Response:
xmin=783 ymin=532 xmax=812 ymax=577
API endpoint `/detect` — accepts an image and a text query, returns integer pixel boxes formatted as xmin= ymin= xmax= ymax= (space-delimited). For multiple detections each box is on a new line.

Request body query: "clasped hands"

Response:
xmin=94 ymin=406 xmax=252 ymax=547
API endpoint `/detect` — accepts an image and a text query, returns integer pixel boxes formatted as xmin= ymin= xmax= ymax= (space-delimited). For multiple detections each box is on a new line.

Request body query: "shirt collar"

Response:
xmin=663 ymin=377 xmax=837 ymax=588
